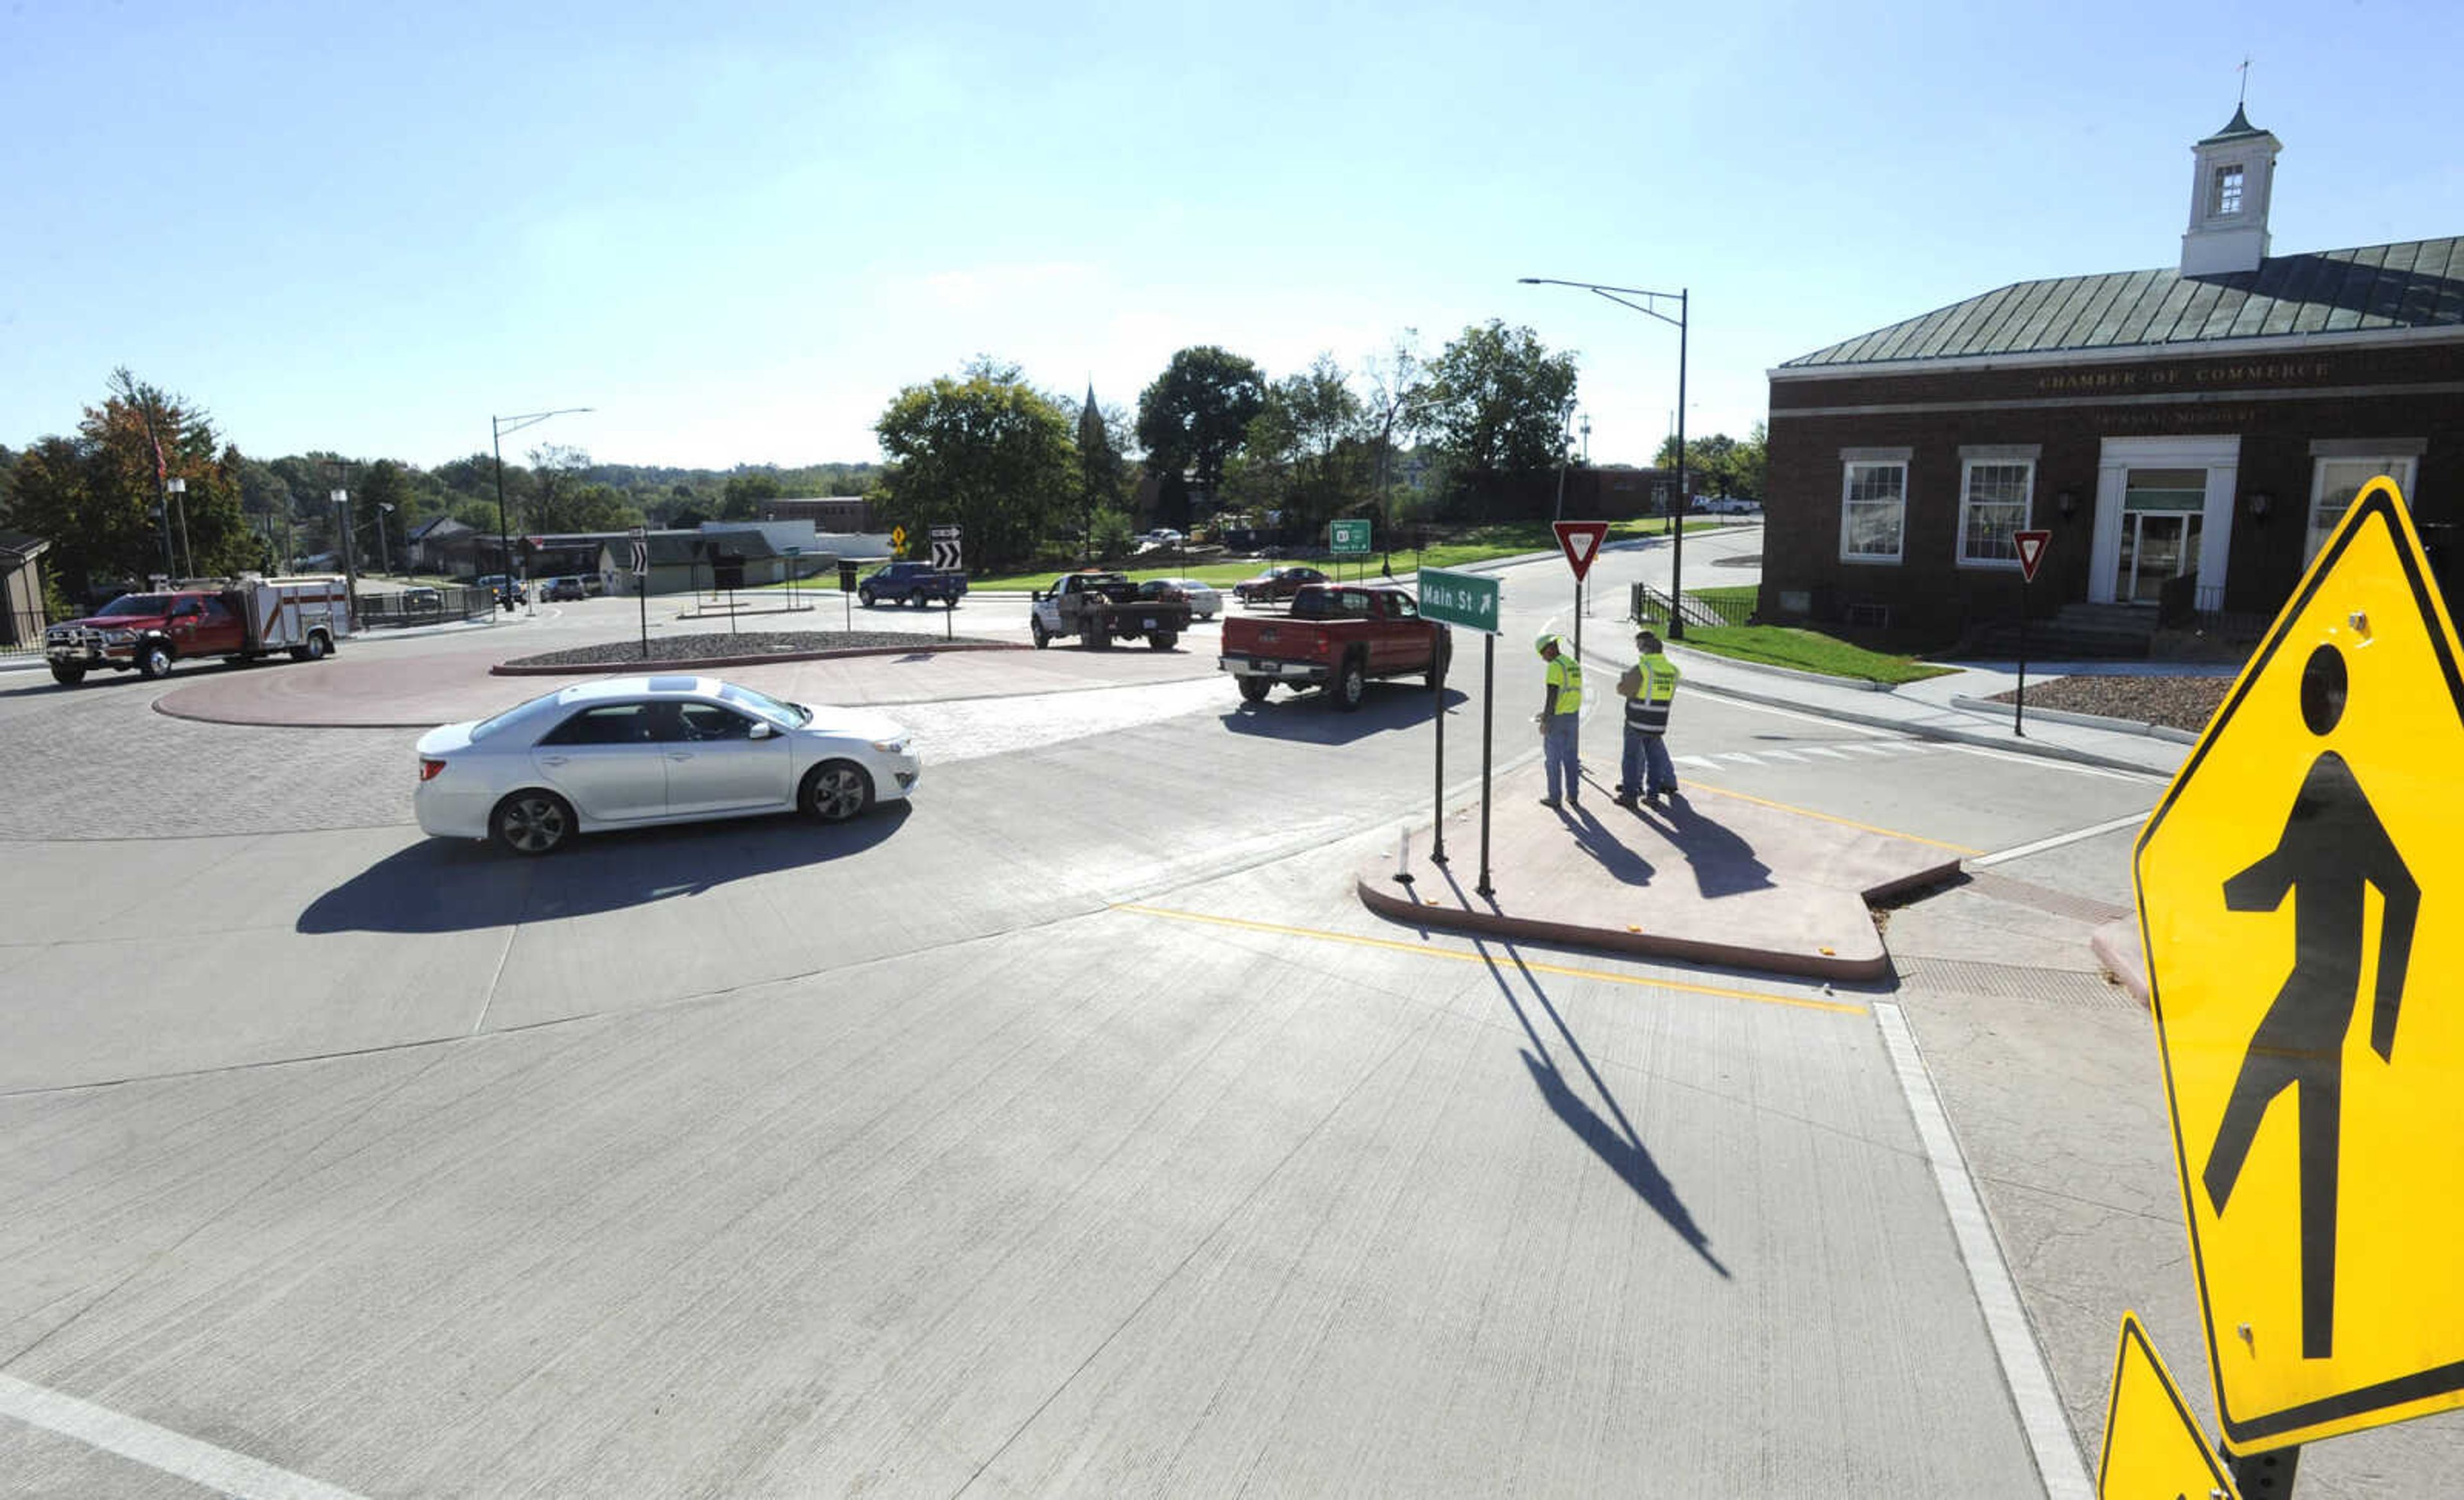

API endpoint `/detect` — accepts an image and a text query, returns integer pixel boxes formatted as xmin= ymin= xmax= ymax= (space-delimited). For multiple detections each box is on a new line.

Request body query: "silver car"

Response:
xmin=1143 ymin=577 xmax=1222 ymax=620
xmin=414 ymin=676 xmax=921 ymax=855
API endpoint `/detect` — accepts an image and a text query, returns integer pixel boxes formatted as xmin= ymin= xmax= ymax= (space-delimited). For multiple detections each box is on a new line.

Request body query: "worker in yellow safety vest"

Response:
xmin=1614 ymin=627 xmax=1682 ymax=808
xmin=1534 ymin=633 xmax=1584 ymax=808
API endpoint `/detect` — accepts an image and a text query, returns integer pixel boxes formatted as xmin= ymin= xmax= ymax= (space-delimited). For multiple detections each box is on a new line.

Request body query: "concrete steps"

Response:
xmin=1964 ymin=601 xmax=2155 ymax=660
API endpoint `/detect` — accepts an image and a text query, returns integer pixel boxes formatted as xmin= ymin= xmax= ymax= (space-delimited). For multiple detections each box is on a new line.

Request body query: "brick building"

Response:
xmin=1759 ymin=108 xmax=2463 ymax=643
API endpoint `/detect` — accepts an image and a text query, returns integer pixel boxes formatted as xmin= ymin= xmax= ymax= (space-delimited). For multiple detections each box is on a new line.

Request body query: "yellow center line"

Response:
xmin=1112 ymin=902 xmax=1869 ymax=1016
xmin=1681 ymin=779 xmax=1982 ymax=855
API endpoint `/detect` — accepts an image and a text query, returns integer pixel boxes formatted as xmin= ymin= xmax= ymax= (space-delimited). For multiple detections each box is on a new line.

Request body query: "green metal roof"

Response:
xmin=2199 ymin=104 xmax=2269 ymax=144
xmin=1779 ymin=237 xmax=2464 ymax=370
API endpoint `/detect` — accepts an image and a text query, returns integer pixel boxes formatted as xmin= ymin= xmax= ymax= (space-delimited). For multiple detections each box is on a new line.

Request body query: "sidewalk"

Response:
xmin=1609 ymin=643 xmax=2193 ymax=780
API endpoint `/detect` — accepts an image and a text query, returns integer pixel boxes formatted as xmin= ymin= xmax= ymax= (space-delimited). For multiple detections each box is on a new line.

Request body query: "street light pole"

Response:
xmin=376 ymin=503 xmax=395 ymax=576
xmin=165 ymin=477 xmax=193 ymax=581
xmin=492 ymin=407 xmax=593 ymax=612
xmin=331 ymin=488 xmax=357 ymax=603
xmin=1518 ymin=276 xmax=1692 ymax=639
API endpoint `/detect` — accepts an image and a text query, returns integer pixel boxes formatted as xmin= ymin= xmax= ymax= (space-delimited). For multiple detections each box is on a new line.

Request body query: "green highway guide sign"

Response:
xmin=1418 ymin=567 xmax=1501 ymax=634
xmin=1330 ymin=518 xmax=1371 ymax=554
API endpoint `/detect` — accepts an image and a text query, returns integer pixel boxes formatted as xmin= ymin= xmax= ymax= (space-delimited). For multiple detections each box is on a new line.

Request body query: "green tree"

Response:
xmin=355 ymin=460 xmax=414 ymax=574
xmin=1653 ymin=427 xmax=1763 ymax=501
xmin=874 ymin=359 xmax=1075 ymax=573
xmin=1136 ymin=346 xmax=1265 ymax=527
xmin=1421 ymin=321 xmax=1580 ymax=509
xmin=719 ymin=472 xmax=783 ymax=520
xmin=10 ymin=370 xmax=251 ymax=595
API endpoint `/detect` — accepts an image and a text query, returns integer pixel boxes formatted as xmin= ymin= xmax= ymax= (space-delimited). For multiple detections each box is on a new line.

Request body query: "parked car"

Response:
xmin=402 ymin=586 xmax=444 ymax=615
xmin=1140 ymin=577 xmax=1220 ymax=620
xmin=859 ymin=561 xmax=968 ymax=608
xmin=544 ymin=575 xmax=586 ymax=601
xmin=1233 ymin=565 xmax=1328 ymax=604
xmin=1219 ymin=583 xmax=1448 ymax=710
xmin=413 ymin=676 xmax=921 ymax=855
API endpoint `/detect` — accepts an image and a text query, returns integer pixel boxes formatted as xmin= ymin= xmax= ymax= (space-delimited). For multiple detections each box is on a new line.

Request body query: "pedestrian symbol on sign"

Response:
xmin=2203 ymin=640 xmax=2418 ymax=1361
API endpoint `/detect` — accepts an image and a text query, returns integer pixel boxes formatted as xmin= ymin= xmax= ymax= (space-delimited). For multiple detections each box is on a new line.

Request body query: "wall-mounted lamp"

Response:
xmin=2056 ymin=489 xmax=2078 ymax=521
xmin=2246 ymin=490 xmax=2273 ymax=523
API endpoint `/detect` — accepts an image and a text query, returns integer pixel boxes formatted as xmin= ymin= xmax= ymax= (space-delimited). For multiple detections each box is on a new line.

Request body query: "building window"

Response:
xmin=1957 ymin=460 xmax=2033 ymax=567
xmin=2212 ymin=164 xmax=2244 ymax=216
xmin=1840 ymin=461 xmax=1906 ymax=563
xmin=2307 ymin=456 xmax=2418 ymax=563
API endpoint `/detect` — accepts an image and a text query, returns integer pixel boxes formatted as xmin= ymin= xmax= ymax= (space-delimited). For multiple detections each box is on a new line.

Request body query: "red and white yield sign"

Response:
xmin=2015 ymin=529 xmax=2052 ymax=583
xmin=1553 ymin=520 xmax=1611 ymax=582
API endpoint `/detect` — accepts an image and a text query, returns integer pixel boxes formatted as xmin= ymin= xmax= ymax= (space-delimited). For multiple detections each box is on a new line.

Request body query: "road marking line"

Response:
xmin=1675 ymin=755 xmax=1724 ymax=772
xmin=1970 ymin=811 xmax=2152 ymax=869
xmin=1870 ymin=1003 xmax=2093 ymax=1500
xmin=1111 ymin=903 xmax=1867 ymax=1016
xmin=1716 ymin=752 xmax=1765 ymax=766
xmin=1797 ymin=746 xmax=1855 ymax=760
xmin=1836 ymin=742 xmax=1901 ymax=757
xmin=1941 ymin=742 xmax=2169 ymax=783
xmin=0 ymin=1373 xmax=367 ymax=1500
xmin=1754 ymin=749 xmax=1808 ymax=763
xmin=1677 ymin=783 xmax=1983 ymax=855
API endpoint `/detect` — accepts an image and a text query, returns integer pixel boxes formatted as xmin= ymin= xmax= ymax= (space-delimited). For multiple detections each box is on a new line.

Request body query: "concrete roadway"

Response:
xmin=4 ymin=551 xmax=2451 ymax=1496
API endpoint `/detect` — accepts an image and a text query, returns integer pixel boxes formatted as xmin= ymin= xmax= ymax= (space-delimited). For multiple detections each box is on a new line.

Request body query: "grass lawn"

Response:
xmin=901 ymin=516 xmax=1738 ymax=593
xmin=1674 ymin=624 xmax=1955 ymax=686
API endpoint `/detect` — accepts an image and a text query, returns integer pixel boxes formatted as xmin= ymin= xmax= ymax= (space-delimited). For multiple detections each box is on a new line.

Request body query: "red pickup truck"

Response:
xmin=1218 ymin=583 xmax=1449 ymax=710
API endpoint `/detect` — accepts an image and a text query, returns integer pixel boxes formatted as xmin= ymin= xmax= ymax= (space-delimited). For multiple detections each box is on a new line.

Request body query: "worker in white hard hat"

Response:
xmin=1534 ymin=633 xmax=1584 ymax=808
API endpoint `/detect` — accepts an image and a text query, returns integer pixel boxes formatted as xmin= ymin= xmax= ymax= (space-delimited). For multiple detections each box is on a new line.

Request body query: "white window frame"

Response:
xmin=1838 ymin=450 xmax=1908 ymax=565
xmin=2304 ymin=446 xmax=2421 ymax=564
xmin=1955 ymin=453 xmax=2037 ymax=569
xmin=2212 ymin=164 xmax=2244 ymax=216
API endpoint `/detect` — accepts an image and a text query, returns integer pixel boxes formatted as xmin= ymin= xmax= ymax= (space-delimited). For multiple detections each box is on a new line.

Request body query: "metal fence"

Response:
xmin=1630 ymin=583 xmax=1754 ymax=631
xmin=356 ymin=584 xmax=497 ymax=629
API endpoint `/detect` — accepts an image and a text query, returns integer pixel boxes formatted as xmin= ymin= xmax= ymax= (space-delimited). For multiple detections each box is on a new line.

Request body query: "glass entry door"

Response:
xmin=2116 ymin=468 xmax=2207 ymax=605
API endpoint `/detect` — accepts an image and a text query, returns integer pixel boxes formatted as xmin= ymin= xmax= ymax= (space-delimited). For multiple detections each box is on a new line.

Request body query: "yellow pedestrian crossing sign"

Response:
xmin=890 ymin=525 xmax=907 ymax=556
xmin=2098 ymin=1313 xmax=2237 ymax=1499
xmin=2136 ymin=478 xmax=2464 ymax=1452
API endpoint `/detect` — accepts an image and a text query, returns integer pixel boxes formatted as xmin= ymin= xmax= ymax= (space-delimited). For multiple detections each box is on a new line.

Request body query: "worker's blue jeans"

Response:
xmin=1622 ymin=726 xmax=1677 ymax=796
xmin=1544 ymin=715 xmax=1580 ymax=802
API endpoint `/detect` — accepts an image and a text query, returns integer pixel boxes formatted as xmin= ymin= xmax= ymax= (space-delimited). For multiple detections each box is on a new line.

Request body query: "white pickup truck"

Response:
xmin=1028 ymin=571 xmax=1192 ymax=651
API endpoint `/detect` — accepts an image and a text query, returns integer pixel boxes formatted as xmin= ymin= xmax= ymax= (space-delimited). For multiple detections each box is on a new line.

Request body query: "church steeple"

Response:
xmin=1078 ymin=380 xmax=1104 ymax=448
xmin=2180 ymin=103 xmax=2281 ymax=278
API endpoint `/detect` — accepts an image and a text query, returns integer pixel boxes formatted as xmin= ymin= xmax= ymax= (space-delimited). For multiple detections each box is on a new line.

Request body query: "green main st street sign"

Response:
xmin=1330 ymin=518 xmax=1372 ymax=554
xmin=1417 ymin=567 xmax=1501 ymax=634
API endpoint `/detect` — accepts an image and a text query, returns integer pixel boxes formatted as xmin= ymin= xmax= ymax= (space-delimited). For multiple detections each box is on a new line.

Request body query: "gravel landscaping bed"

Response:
xmin=506 ymin=630 xmax=1007 ymax=669
xmin=1984 ymin=674 xmax=2234 ymax=733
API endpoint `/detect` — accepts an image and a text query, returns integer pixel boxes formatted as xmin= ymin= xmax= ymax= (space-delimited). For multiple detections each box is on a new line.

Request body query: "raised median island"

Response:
xmin=493 ymin=629 xmax=1022 ymax=676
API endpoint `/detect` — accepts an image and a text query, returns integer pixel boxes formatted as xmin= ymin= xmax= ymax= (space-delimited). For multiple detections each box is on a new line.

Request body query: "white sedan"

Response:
xmin=414 ymin=676 xmax=921 ymax=855
xmin=1142 ymin=577 xmax=1222 ymax=620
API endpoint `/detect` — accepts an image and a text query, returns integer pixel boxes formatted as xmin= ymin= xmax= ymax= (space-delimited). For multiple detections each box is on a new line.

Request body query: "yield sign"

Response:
xmin=1552 ymin=520 xmax=1610 ymax=582
xmin=2015 ymin=529 xmax=2051 ymax=583
xmin=2136 ymin=478 xmax=2464 ymax=1452
xmin=2097 ymin=1313 xmax=2239 ymax=1499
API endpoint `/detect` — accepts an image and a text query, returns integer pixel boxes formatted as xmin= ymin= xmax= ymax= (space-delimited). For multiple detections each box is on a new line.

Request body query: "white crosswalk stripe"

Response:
xmin=1797 ymin=746 xmax=1855 ymax=760
xmin=1755 ymin=749 xmax=1809 ymax=763
xmin=1676 ymin=755 xmax=1723 ymax=772
xmin=1717 ymin=752 xmax=1764 ymax=766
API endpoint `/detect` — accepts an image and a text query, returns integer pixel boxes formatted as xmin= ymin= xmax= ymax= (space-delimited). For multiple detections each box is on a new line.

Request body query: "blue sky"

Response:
xmin=4 ymin=0 xmax=2457 ymax=472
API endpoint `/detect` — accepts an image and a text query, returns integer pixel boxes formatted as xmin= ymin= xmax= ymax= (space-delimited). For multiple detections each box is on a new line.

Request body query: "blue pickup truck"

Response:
xmin=857 ymin=561 xmax=968 ymax=608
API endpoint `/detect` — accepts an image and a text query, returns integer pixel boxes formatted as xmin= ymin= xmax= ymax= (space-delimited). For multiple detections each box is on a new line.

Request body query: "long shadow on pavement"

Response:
xmin=1217 ymin=685 xmax=1465 ymax=745
xmin=298 ymin=805 xmax=911 ymax=934
xmin=1632 ymin=793 xmax=1773 ymax=900
xmin=1476 ymin=936 xmax=1731 ymax=1278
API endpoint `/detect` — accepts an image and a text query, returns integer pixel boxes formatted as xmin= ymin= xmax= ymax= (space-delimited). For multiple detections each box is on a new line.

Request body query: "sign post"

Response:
xmin=1419 ymin=567 xmax=1504 ymax=896
xmin=629 ymin=525 xmax=649 ymax=660
xmin=2137 ymin=479 xmax=2464 ymax=1470
xmin=784 ymin=543 xmax=801 ymax=610
xmin=1553 ymin=520 xmax=1610 ymax=666
xmin=931 ymin=524 xmax=963 ymax=642
xmin=837 ymin=558 xmax=859 ymax=631
xmin=2014 ymin=529 xmax=2051 ymax=737
xmin=1331 ymin=518 xmax=1371 ymax=583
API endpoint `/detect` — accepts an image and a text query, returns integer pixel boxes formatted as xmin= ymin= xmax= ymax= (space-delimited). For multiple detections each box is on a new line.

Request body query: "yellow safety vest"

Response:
xmin=1544 ymin=653 xmax=1583 ymax=717
xmin=1626 ymin=652 xmax=1679 ymax=732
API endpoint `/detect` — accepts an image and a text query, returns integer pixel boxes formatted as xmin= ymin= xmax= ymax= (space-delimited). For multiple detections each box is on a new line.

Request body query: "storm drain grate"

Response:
xmin=1892 ymin=956 xmax=2142 ymax=1012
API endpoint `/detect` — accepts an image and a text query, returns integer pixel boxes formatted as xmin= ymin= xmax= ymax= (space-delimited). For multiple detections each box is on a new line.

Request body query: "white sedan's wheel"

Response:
xmin=493 ymin=791 xmax=574 ymax=855
xmin=802 ymin=760 xmax=875 ymax=823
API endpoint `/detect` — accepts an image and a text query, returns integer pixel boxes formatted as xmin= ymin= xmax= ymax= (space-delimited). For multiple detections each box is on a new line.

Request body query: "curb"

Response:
xmin=1947 ymin=695 xmax=2202 ymax=745
xmin=490 ymin=641 xmax=1029 ymax=676
xmin=1355 ymin=873 xmax=1908 ymax=983
xmin=1661 ymin=642 xmax=1899 ymax=693
xmin=2091 ymin=917 xmax=2150 ymax=1007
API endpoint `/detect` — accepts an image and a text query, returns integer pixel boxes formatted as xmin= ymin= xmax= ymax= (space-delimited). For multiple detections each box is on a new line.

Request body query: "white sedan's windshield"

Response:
xmin=717 ymin=682 xmax=810 ymax=728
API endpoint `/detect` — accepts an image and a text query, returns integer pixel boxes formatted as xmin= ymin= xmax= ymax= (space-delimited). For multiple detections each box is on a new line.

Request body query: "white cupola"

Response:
xmin=2180 ymin=104 xmax=2282 ymax=277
